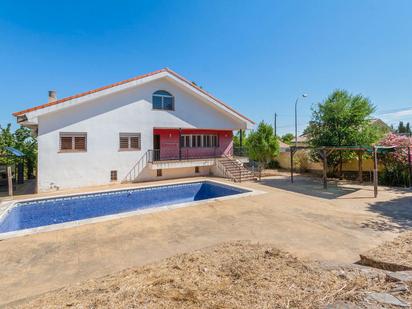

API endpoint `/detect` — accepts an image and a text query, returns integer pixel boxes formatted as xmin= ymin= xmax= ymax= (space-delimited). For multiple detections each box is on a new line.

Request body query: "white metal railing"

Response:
xmin=215 ymin=158 xmax=236 ymax=182
xmin=122 ymin=150 xmax=153 ymax=183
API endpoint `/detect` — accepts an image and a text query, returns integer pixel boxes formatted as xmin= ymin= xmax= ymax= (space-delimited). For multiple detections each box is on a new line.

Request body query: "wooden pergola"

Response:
xmin=0 ymin=147 xmax=25 ymax=196
xmin=289 ymin=145 xmax=411 ymax=198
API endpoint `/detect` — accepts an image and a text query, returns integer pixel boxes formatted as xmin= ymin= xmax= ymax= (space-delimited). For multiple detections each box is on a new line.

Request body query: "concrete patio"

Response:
xmin=0 ymin=175 xmax=411 ymax=306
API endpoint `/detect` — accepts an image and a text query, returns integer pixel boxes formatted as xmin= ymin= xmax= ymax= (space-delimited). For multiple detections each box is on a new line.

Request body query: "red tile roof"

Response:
xmin=12 ymin=68 xmax=254 ymax=124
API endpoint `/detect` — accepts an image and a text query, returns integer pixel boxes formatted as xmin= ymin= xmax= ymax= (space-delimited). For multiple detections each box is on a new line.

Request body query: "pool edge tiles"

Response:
xmin=0 ymin=180 xmax=263 ymax=240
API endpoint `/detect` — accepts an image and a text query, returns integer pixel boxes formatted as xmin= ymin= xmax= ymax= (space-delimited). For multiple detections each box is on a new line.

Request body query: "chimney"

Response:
xmin=48 ymin=90 xmax=57 ymax=102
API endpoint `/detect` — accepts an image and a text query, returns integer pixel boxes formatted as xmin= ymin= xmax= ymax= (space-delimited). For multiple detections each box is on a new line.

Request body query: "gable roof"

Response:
xmin=12 ymin=68 xmax=254 ymax=125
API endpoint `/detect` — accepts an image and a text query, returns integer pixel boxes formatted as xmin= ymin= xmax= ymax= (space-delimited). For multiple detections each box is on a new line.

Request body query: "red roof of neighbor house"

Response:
xmin=12 ymin=68 xmax=255 ymax=124
xmin=278 ymin=140 xmax=290 ymax=148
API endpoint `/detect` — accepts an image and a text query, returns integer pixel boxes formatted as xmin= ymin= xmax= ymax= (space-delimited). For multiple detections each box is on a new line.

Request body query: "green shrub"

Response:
xmin=267 ymin=160 xmax=280 ymax=169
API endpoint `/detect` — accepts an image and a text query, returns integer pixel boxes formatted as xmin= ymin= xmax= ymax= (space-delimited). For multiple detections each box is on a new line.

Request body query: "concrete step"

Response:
xmin=228 ymin=172 xmax=255 ymax=177
xmin=218 ymin=157 xmax=256 ymax=182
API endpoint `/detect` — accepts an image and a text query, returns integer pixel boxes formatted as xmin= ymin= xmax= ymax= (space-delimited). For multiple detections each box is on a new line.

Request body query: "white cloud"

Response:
xmin=377 ymin=107 xmax=412 ymax=125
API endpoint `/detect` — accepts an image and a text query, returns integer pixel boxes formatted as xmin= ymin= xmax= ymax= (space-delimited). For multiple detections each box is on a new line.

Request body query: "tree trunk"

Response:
xmin=339 ymin=151 xmax=343 ymax=180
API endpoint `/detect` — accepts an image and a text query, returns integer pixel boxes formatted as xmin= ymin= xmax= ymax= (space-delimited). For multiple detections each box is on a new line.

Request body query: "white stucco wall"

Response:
xmin=37 ymin=77 xmax=245 ymax=191
xmin=136 ymin=166 xmax=211 ymax=182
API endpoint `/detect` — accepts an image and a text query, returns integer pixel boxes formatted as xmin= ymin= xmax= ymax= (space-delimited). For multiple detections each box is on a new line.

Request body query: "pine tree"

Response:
xmin=398 ymin=121 xmax=406 ymax=133
xmin=406 ymin=122 xmax=411 ymax=134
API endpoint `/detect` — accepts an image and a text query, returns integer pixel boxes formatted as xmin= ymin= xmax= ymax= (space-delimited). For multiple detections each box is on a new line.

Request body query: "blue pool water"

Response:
xmin=0 ymin=181 xmax=248 ymax=234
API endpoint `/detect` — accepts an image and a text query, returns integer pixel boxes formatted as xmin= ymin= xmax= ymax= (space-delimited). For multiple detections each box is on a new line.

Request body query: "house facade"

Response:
xmin=13 ymin=68 xmax=254 ymax=192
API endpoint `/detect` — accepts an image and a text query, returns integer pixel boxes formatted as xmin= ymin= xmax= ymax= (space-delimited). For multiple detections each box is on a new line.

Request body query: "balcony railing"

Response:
xmin=150 ymin=148 xmax=225 ymax=162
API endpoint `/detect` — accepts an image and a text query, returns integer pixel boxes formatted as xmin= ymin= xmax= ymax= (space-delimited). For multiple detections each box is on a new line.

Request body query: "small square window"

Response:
xmin=195 ymin=166 xmax=200 ymax=173
xmin=110 ymin=170 xmax=118 ymax=181
xmin=157 ymin=169 xmax=162 ymax=177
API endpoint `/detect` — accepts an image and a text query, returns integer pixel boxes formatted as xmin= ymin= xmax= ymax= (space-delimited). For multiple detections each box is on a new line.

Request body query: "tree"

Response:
xmin=379 ymin=133 xmax=412 ymax=187
xmin=281 ymin=133 xmax=294 ymax=145
xmin=398 ymin=121 xmax=406 ymax=133
xmin=395 ymin=121 xmax=411 ymax=134
xmin=0 ymin=124 xmax=15 ymax=166
xmin=406 ymin=122 xmax=411 ymax=134
xmin=0 ymin=124 xmax=37 ymax=179
xmin=14 ymin=126 xmax=37 ymax=178
xmin=246 ymin=122 xmax=280 ymax=174
xmin=0 ymin=124 xmax=14 ymax=149
xmin=232 ymin=131 xmax=244 ymax=148
xmin=305 ymin=90 xmax=380 ymax=177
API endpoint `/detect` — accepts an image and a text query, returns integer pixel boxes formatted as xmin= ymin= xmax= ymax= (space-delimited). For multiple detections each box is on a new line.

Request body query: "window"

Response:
xmin=157 ymin=169 xmax=162 ymax=177
xmin=152 ymin=90 xmax=174 ymax=110
xmin=181 ymin=134 xmax=219 ymax=148
xmin=195 ymin=166 xmax=200 ymax=173
xmin=110 ymin=170 xmax=118 ymax=181
xmin=212 ymin=135 xmax=219 ymax=147
xmin=181 ymin=135 xmax=191 ymax=148
xmin=59 ymin=133 xmax=87 ymax=152
xmin=203 ymin=135 xmax=211 ymax=148
xmin=190 ymin=135 xmax=202 ymax=147
xmin=119 ymin=133 xmax=141 ymax=151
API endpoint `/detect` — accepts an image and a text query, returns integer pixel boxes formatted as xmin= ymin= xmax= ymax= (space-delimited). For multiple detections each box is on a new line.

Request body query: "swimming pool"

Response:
xmin=0 ymin=181 xmax=250 ymax=236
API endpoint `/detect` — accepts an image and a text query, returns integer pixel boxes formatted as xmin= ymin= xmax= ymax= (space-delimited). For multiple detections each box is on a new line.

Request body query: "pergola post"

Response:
xmin=290 ymin=146 xmax=294 ymax=183
xmin=7 ymin=166 xmax=13 ymax=197
xmin=373 ymin=146 xmax=378 ymax=198
xmin=408 ymin=145 xmax=412 ymax=188
xmin=358 ymin=151 xmax=363 ymax=184
xmin=322 ymin=149 xmax=327 ymax=189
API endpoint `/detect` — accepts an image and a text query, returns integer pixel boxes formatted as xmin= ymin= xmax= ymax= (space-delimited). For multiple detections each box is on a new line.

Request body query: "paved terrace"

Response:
xmin=0 ymin=175 xmax=411 ymax=306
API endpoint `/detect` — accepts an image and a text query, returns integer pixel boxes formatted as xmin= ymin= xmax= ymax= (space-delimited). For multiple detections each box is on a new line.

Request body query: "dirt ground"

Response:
xmin=12 ymin=241 xmax=411 ymax=308
xmin=360 ymin=231 xmax=412 ymax=271
xmin=0 ymin=175 xmax=411 ymax=306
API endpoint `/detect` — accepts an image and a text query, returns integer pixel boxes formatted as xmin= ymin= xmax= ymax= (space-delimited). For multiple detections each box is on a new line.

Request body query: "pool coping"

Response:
xmin=0 ymin=179 xmax=264 ymax=240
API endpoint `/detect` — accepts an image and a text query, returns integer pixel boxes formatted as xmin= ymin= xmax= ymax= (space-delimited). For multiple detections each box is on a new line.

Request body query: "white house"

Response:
xmin=13 ymin=68 xmax=254 ymax=192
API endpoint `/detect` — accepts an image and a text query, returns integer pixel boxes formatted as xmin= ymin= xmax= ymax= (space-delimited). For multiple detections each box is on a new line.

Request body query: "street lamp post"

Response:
xmin=294 ymin=94 xmax=308 ymax=148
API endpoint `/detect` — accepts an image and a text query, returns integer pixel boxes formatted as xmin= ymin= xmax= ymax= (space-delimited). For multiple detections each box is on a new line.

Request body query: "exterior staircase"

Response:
xmin=217 ymin=157 xmax=256 ymax=182
xmin=122 ymin=150 xmax=152 ymax=183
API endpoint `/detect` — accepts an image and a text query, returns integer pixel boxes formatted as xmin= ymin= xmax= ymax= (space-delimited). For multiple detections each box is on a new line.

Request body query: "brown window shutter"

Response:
xmin=130 ymin=136 xmax=140 ymax=149
xmin=60 ymin=136 xmax=73 ymax=150
xmin=119 ymin=136 xmax=129 ymax=149
xmin=74 ymin=136 xmax=86 ymax=150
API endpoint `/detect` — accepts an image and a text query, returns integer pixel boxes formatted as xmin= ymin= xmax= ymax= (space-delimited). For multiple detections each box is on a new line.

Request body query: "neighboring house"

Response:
xmin=278 ymin=140 xmax=290 ymax=152
xmin=295 ymin=134 xmax=309 ymax=147
xmin=13 ymin=68 xmax=254 ymax=192
xmin=370 ymin=118 xmax=391 ymax=134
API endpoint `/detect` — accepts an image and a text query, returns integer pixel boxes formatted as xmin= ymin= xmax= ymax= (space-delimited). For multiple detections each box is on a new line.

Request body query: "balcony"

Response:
xmin=150 ymin=148 xmax=226 ymax=162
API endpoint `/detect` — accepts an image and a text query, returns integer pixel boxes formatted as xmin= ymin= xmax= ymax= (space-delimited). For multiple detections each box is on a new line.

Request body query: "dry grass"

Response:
xmin=360 ymin=231 xmax=412 ymax=271
xmin=12 ymin=241 xmax=408 ymax=309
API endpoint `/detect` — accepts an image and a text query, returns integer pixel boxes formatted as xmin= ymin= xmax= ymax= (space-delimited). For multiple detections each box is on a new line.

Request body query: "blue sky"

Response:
xmin=1 ymin=0 xmax=411 ymax=135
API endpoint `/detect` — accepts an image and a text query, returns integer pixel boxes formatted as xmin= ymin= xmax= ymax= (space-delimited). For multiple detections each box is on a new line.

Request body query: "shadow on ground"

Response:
xmin=362 ymin=193 xmax=412 ymax=232
xmin=259 ymin=176 xmax=360 ymax=200
xmin=0 ymin=179 xmax=36 ymax=200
